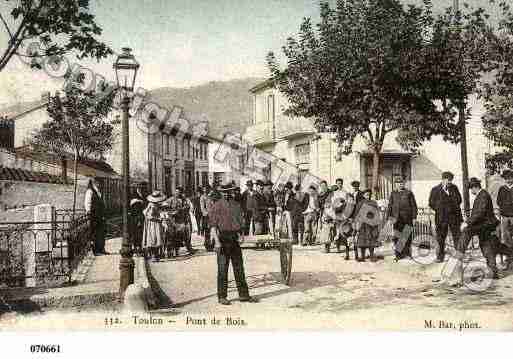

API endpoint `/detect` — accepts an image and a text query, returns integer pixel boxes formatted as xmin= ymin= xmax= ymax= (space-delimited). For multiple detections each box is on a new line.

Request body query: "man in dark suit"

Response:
xmin=241 ymin=180 xmax=255 ymax=235
xmin=459 ymin=177 xmax=500 ymax=279
xmin=386 ymin=176 xmax=418 ymax=261
xmin=429 ymin=171 xmax=463 ymax=262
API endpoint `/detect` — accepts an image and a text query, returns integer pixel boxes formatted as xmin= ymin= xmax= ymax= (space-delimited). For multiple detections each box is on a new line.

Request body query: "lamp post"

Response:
xmin=113 ymin=47 xmax=140 ymax=298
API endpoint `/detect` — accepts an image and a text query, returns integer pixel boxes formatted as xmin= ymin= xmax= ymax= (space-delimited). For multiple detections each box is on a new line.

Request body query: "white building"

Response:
xmin=244 ymin=79 xmax=493 ymax=207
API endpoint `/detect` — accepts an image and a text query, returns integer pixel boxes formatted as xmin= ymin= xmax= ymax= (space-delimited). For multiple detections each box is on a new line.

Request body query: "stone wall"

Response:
xmin=0 ymin=180 xmax=87 ymax=222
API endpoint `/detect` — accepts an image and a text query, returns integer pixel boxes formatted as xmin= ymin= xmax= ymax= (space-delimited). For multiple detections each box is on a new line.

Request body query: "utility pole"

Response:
xmin=454 ymin=0 xmax=470 ymax=217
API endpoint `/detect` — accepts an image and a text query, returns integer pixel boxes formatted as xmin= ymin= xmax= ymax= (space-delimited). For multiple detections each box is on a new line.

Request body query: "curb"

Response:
xmin=122 ymin=256 xmax=158 ymax=313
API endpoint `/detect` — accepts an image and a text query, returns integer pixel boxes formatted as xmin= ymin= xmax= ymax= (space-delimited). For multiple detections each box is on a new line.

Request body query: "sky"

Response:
xmin=0 ymin=0 xmax=501 ymax=107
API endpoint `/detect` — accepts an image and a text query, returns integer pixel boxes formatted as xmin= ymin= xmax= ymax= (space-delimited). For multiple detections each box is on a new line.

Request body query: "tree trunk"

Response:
xmin=72 ymin=150 xmax=78 ymax=221
xmin=371 ymin=147 xmax=381 ymax=200
xmin=61 ymin=156 xmax=68 ymax=184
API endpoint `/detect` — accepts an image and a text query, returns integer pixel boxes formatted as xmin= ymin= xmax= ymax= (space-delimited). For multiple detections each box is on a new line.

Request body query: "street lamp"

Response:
xmin=113 ymin=47 xmax=140 ymax=299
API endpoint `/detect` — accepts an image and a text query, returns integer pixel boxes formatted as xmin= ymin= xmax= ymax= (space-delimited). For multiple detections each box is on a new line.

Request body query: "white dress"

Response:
xmin=142 ymin=204 xmax=164 ymax=248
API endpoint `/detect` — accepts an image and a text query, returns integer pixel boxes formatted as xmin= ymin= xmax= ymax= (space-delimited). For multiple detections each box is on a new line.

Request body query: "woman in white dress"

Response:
xmin=142 ymin=191 xmax=166 ymax=262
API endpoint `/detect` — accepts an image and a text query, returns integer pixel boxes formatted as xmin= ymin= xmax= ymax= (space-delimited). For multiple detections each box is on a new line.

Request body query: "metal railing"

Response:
xmin=0 ymin=214 xmax=90 ymax=288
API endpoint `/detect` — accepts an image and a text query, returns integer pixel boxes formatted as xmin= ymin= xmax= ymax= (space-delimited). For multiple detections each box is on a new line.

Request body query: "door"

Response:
xmin=164 ymin=166 xmax=172 ymax=196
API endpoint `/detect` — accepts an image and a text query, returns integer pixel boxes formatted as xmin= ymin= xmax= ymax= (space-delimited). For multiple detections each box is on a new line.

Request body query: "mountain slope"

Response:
xmin=148 ymin=77 xmax=265 ymax=139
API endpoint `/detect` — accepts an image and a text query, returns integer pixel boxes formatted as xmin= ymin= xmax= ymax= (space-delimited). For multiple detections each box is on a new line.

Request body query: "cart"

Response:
xmin=243 ymin=211 xmax=293 ymax=285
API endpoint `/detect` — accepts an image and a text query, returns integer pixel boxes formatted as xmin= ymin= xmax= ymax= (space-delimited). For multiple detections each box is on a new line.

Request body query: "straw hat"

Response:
xmin=147 ymin=190 xmax=166 ymax=203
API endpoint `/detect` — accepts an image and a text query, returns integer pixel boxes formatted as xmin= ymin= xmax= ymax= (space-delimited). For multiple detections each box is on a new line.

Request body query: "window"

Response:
xmin=196 ymin=172 xmax=200 ymax=187
xmin=202 ymin=172 xmax=208 ymax=187
xmin=164 ymin=166 xmax=172 ymax=195
xmin=174 ymin=137 xmax=179 ymax=158
xmin=295 ymin=143 xmax=310 ymax=165
xmin=175 ymin=169 xmax=180 ymax=187
xmin=267 ymin=94 xmax=275 ymax=123
xmin=187 ymin=139 xmax=191 ymax=158
xmin=181 ymin=139 xmax=185 ymax=158
xmin=165 ymin=134 xmax=170 ymax=155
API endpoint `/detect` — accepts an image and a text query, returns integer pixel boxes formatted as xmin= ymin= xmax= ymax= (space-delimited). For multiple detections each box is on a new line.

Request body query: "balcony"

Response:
xmin=276 ymin=117 xmax=316 ymax=140
xmin=243 ymin=121 xmax=275 ymax=146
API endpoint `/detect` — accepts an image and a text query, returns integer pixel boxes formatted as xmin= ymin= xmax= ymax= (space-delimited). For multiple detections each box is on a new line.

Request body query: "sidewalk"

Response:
xmin=0 ymin=237 xmax=123 ymax=315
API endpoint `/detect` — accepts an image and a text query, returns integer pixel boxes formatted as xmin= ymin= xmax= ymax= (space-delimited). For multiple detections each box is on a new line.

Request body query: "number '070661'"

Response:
xmin=29 ymin=345 xmax=61 ymax=353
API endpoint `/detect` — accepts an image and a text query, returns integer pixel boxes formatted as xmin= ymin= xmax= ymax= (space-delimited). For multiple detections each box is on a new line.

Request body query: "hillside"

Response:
xmin=149 ymin=77 xmax=265 ymax=139
xmin=0 ymin=77 xmax=266 ymax=140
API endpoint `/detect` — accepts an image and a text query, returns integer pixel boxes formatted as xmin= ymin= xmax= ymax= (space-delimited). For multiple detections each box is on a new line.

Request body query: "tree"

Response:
xmin=0 ymin=0 xmax=112 ymax=72
xmin=31 ymin=84 xmax=116 ymax=218
xmin=267 ymin=0 xmax=461 ymax=196
xmin=479 ymin=2 xmax=513 ymax=174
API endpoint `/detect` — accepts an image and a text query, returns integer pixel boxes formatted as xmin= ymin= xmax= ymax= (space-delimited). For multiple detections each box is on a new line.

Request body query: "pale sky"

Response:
xmin=0 ymin=0 xmax=499 ymax=107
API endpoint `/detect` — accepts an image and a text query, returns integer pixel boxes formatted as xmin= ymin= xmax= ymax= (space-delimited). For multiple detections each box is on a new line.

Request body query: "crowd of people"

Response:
xmin=126 ymin=176 xmax=403 ymax=263
xmin=118 ymin=168 xmax=513 ymax=297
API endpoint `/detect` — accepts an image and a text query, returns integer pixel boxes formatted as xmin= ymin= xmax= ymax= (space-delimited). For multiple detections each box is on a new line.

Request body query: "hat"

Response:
xmin=147 ymin=190 xmax=166 ymax=203
xmin=441 ymin=171 xmax=454 ymax=180
xmin=256 ymin=179 xmax=265 ymax=186
xmin=350 ymin=180 xmax=360 ymax=188
xmin=502 ymin=169 xmax=513 ymax=179
xmin=284 ymin=181 xmax=293 ymax=190
xmin=468 ymin=177 xmax=481 ymax=188
xmin=246 ymin=180 xmax=254 ymax=186
xmin=330 ymin=185 xmax=339 ymax=192
xmin=362 ymin=188 xmax=372 ymax=195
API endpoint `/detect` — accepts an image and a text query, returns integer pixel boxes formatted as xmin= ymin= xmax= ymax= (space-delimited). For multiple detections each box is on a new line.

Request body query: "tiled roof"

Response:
xmin=0 ymin=166 xmax=66 ymax=184
xmin=14 ymin=147 xmax=118 ymax=176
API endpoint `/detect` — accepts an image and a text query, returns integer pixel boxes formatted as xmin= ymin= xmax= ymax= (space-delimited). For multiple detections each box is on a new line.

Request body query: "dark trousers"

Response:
xmin=459 ymin=225 xmax=497 ymax=272
xmin=91 ymin=218 xmax=106 ymax=253
xmin=217 ymin=232 xmax=250 ymax=300
xmin=392 ymin=219 xmax=413 ymax=259
xmin=436 ymin=221 xmax=461 ymax=260
xmin=244 ymin=211 xmax=253 ymax=235
xmin=292 ymin=215 xmax=304 ymax=244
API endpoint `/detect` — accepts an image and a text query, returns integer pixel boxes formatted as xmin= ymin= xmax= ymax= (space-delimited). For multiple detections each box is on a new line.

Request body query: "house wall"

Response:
xmin=247 ymin=83 xmax=490 ymax=209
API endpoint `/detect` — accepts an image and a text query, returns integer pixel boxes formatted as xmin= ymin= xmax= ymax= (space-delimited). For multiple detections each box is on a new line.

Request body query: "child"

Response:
xmin=142 ymin=191 xmax=166 ymax=262
xmin=353 ymin=189 xmax=381 ymax=262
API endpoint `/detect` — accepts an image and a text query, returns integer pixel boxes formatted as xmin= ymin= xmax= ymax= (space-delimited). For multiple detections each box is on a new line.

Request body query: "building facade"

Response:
xmin=244 ymin=80 xmax=492 ymax=207
xmin=147 ymin=128 xmax=210 ymax=196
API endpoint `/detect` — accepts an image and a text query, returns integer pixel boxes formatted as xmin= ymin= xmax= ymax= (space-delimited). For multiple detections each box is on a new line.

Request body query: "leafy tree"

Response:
xmin=267 ymin=0 xmax=513 ymax=198
xmin=0 ymin=0 xmax=112 ymax=72
xmin=478 ymin=2 xmax=513 ymax=174
xmin=31 ymin=85 xmax=116 ymax=218
xmin=420 ymin=0 xmax=513 ymax=199
xmin=267 ymin=0 xmax=460 ymax=196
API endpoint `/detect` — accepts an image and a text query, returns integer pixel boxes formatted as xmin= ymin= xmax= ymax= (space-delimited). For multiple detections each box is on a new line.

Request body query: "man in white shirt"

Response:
xmin=84 ymin=177 xmax=107 ymax=255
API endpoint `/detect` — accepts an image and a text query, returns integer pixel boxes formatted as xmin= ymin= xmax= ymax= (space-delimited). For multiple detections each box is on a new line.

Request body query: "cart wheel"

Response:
xmin=279 ymin=242 xmax=293 ymax=285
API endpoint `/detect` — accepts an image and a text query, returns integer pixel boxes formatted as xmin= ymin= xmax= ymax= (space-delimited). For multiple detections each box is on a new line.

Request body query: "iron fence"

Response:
xmin=0 ymin=214 xmax=90 ymax=288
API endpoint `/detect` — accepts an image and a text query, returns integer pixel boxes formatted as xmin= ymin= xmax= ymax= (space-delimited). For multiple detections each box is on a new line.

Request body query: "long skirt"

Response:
xmin=142 ymin=220 xmax=163 ymax=248
xmin=356 ymin=223 xmax=380 ymax=248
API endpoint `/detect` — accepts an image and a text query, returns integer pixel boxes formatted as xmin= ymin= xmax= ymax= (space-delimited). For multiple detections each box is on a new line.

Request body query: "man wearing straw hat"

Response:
xmin=209 ymin=183 xmax=258 ymax=305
